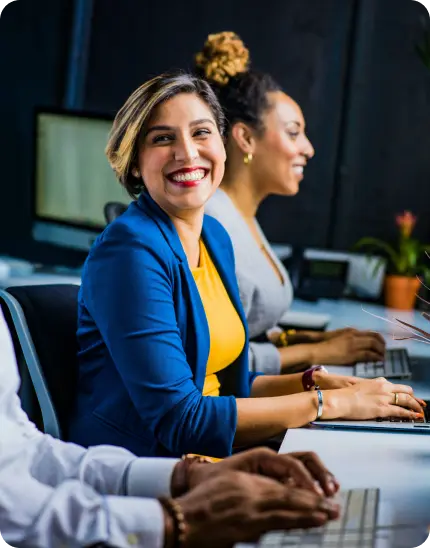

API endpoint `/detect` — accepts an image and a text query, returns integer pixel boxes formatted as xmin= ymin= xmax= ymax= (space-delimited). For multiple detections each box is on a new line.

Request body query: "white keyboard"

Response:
xmin=258 ymin=489 xmax=382 ymax=548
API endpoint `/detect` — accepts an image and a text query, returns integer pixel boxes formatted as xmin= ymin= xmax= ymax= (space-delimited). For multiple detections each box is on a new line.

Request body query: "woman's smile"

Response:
xmin=166 ymin=166 xmax=210 ymax=187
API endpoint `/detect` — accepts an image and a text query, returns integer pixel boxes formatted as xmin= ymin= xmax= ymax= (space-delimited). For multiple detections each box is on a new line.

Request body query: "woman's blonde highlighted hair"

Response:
xmin=105 ymin=71 xmax=225 ymax=198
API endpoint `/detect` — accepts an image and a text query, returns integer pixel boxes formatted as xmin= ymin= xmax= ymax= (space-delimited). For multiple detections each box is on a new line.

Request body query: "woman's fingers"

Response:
xmin=359 ymin=330 xmax=386 ymax=345
xmin=384 ymin=404 xmax=423 ymax=420
xmin=388 ymin=382 xmax=414 ymax=395
xmin=356 ymin=336 xmax=385 ymax=357
xmin=357 ymin=350 xmax=384 ymax=363
xmin=392 ymin=393 xmax=424 ymax=413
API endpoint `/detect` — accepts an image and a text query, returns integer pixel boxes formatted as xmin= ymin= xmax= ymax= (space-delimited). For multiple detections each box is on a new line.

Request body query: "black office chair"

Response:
xmin=0 ymin=284 xmax=80 ymax=439
xmin=103 ymin=201 xmax=128 ymax=224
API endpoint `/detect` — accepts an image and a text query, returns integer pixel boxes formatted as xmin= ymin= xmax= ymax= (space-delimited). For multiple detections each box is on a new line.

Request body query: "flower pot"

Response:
xmin=384 ymin=275 xmax=421 ymax=310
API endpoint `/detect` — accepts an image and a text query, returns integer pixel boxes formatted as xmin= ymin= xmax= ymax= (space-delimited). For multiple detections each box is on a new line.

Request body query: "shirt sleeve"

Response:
xmin=83 ymin=225 xmax=237 ymax=458
xmin=0 ymin=473 xmax=165 ymax=548
xmin=248 ymin=342 xmax=282 ymax=375
xmin=126 ymin=458 xmax=179 ymax=498
xmin=0 ymin=310 xmax=175 ymax=547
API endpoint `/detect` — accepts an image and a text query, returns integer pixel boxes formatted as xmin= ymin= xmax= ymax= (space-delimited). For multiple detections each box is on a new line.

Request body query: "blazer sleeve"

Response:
xmin=83 ymin=224 xmax=237 ymax=458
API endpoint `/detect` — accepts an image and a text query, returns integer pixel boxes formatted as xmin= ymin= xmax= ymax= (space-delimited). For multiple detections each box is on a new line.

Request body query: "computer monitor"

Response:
xmin=32 ymin=109 xmax=132 ymax=252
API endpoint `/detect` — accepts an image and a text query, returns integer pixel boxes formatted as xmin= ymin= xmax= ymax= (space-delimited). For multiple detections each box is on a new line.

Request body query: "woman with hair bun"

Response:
xmin=201 ymin=32 xmax=387 ymax=376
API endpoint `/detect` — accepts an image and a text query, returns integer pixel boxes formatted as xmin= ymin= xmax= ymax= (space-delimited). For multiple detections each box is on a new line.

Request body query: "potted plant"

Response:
xmin=354 ymin=211 xmax=430 ymax=310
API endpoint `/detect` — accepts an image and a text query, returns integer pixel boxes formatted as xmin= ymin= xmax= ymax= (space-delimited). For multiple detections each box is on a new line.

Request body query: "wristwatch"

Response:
xmin=302 ymin=365 xmax=328 ymax=391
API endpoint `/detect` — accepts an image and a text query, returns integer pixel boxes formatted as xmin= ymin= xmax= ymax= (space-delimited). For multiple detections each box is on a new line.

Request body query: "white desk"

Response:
xmin=279 ymin=298 xmax=430 ymax=546
xmin=279 ymin=429 xmax=430 ymax=546
xmin=290 ymin=298 xmax=430 ymax=400
xmin=2 ymin=273 xmax=81 ymax=287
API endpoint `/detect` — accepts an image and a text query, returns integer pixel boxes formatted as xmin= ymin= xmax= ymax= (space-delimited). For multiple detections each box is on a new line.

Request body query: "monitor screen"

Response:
xmin=33 ymin=110 xmax=132 ymax=251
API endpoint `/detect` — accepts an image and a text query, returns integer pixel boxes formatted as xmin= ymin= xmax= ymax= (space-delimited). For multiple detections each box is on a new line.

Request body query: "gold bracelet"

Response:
xmin=171 ymin=455 xmax=213 ymax=497
xmin=278 ymin=331 xmax=288 ymax=347
xmin=159 ymin=497 xmax=186 ymax=547
xmin=277 ymin=329 xmax=296 ymax=347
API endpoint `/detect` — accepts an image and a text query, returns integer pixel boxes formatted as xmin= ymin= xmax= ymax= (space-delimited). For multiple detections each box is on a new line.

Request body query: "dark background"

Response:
xmin=1 ymin=0 xmax=430 ymax=267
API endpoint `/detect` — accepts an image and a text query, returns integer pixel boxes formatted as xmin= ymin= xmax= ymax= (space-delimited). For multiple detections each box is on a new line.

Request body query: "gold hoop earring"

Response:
xmin=243 ymin=153 xmax=253 ymax=165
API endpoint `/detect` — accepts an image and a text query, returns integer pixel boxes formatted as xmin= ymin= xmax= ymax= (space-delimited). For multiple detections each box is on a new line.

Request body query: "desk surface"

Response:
xmin=291 ymin=298 xmax=430 ymax=359
xmin=281 ymin=298 xmax=430 ymax=546
xmin=291 ymin=298 xmax=430 ymax=400
xmin=279 ymin=428 xmax=430 ymax=546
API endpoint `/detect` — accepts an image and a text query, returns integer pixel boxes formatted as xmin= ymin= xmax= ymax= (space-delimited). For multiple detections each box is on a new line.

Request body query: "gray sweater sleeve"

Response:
xmin=206 ymin=189 xmax=293 ymax=377
xmin=248 ymin=342 xmax=282 ymax=375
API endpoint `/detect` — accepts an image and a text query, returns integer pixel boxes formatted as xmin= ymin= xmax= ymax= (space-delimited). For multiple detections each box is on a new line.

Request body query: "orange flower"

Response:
xmin=395 ymin=211 xmax=417 ymax=238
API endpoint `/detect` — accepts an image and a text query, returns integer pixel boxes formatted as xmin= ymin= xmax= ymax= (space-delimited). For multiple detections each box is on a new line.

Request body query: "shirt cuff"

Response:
xmin=249 ymin=341 xmax=282 ymax=375
xmin=106 ymin=496 xmax=165 ymax=548
xmin=126 ymin=458 xmax=179 ymax=498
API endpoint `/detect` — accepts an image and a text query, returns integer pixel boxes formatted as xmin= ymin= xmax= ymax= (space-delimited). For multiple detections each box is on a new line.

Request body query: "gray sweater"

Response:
xmin=205 ymin=189 xmax=293 ymax=374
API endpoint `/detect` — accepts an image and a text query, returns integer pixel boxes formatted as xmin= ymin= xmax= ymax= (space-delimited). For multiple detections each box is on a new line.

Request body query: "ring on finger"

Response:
xmin=393 ymin=393 xmax=399 ymax=406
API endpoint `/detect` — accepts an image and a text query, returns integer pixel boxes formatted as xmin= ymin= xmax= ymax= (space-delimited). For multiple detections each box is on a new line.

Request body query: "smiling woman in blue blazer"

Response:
xmin=68 ymin=72 xmax=420 ymax=459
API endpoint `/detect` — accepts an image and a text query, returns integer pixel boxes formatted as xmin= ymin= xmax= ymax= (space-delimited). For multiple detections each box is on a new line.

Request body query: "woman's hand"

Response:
xmin=311 ymin=329 xmax=386 ymax=365
xmin=313 ymin=369 xmax=363 ymax=390
xmin=324 ymin=377 xmax=425 ymax=421
xmin=186 ymin=447 xmax=340 ymax=497
xmin=173 ymin=471 xmax=340 ymax=548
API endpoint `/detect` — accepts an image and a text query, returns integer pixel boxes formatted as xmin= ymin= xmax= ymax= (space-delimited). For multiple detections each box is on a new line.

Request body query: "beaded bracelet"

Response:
xmin=159 ymin=497 xmax=186 ymax=548
xmin=277 ymin=329 xmax=297 ymax=347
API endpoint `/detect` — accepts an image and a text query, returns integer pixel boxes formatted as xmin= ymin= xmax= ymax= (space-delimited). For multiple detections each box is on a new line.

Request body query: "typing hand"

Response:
xmin=185 ymin=447 xmax=340 ymax=497
xmin=312 ymin=329 xmax=386 ymax=365
xmin=173 ymin=471 xmax=340 ymax=548
xmin=327 ymin=378 xmax=425 ymax=421
xmin=313 ymin=369 xmax=364 ymax=390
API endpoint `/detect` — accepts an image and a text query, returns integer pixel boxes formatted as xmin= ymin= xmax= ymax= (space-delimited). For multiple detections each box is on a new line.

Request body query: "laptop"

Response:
xmin=353 ymin=348 xmax=412 ymax=379
xmin=239 ymin=488 xmax=428 ymax=548
xmin=312 ymin=398 xmax=430 ymax=433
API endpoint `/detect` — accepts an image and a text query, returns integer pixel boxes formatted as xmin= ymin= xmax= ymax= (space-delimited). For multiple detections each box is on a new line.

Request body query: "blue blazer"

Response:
xmin=68 ymin=192 xmax=260 ymax=458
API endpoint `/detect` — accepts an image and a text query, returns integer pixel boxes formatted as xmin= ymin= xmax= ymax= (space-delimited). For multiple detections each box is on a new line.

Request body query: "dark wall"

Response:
xmin=331 ymin=0 xmax=430 ymax=249
xmin=85 ymin=0 xmax=356 ymax=248
xmin=0 ymin=0 xmax=429 ymax=266
xmin=0 ymin=0 xmax=82 ymax=265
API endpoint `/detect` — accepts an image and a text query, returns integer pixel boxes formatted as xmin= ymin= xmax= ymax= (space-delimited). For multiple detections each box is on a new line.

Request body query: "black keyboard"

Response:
xmin=375 ymin=400 xmax=430 ymax=424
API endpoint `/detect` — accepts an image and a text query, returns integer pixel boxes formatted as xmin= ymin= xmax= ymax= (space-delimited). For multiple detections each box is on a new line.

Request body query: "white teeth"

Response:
xmin=293 ymin=166 xmax=304 ymax=175
xmin=170 ymin=169 xmax=206 ymax=183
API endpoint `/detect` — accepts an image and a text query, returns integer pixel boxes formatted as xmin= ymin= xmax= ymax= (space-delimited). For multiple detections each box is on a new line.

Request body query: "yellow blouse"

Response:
xmin=191 ymin=240 xmax=245 ymax=397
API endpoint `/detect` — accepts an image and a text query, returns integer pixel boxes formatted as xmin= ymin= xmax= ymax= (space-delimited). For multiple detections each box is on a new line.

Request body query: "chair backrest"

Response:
xmin=0 ymin=284 xmax=80 ymax=439
xmin=104 ymin=201 xmax=128 ymax=224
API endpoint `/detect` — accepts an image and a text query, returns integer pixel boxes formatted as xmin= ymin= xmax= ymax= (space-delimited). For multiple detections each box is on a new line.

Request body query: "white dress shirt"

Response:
xmin=0 ymin=309 xmax=179 ymax=548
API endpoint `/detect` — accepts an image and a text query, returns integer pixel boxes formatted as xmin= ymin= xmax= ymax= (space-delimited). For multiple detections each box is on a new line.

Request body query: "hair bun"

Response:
xmin=195 ymin=31 xmax=250 ymax=86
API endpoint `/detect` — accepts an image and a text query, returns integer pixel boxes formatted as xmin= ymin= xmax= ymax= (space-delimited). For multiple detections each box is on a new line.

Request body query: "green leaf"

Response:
xmin=399 ymin=238 xmax=421 ymax=275
xmin=353 ymin=238 xmax=401 ymax=272
xmin=371 ymin=257 xmax=386 ymax=278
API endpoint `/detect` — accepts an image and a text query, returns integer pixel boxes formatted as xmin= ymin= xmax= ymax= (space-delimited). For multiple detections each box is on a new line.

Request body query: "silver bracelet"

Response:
xmin=315 ymin=389 xmax=324 ymax=420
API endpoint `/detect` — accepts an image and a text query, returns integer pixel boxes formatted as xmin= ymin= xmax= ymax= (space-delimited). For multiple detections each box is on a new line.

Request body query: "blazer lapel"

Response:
xmin=137 ymin=192 xmax=187 ymax=262
xmin=137 ymin=192 xmax=210 ymax=389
